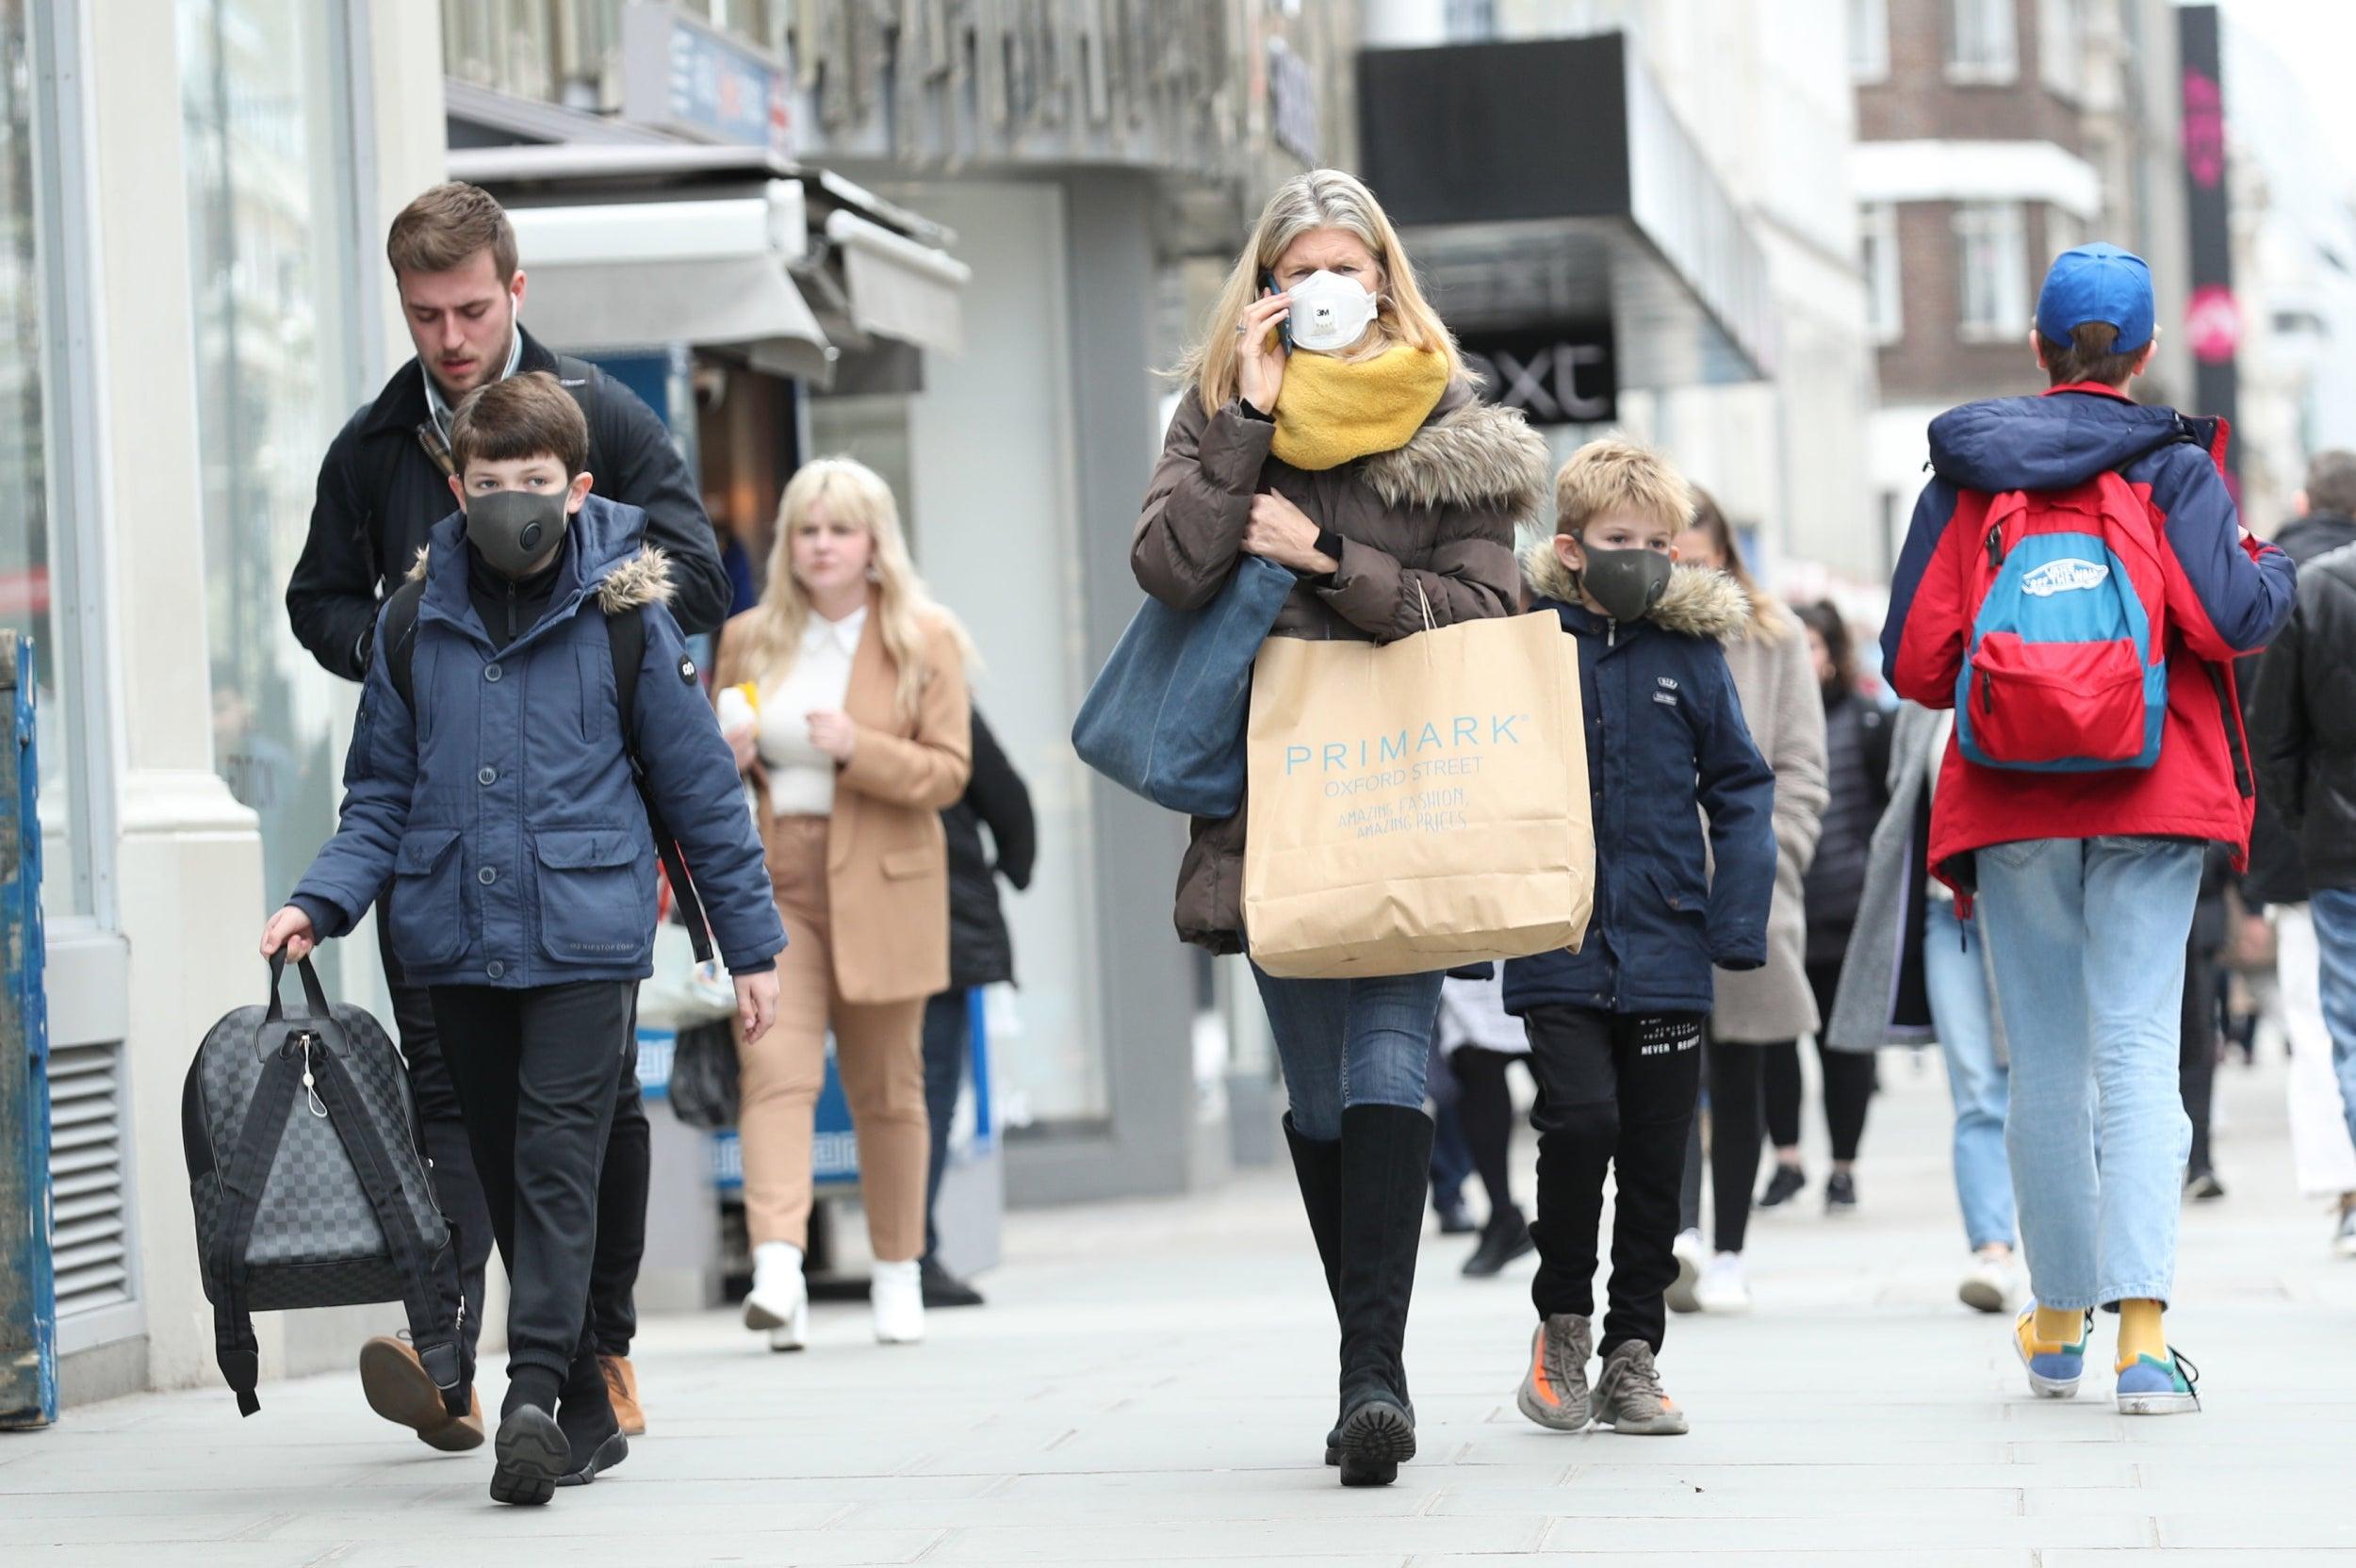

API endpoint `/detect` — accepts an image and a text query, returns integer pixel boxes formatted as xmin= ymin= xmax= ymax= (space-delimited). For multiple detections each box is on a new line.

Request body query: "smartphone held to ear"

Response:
xmin=1260 ymin=272 xmax=1293 ymax=353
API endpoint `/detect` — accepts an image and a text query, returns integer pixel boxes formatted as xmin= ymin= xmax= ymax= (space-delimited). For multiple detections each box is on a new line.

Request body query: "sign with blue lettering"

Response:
xmin=621 ymin=3 xmax=792 ymax=156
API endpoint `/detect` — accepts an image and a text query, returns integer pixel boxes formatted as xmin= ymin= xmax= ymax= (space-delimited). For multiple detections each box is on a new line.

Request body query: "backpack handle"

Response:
xmin=263 ymin=951 xmax=334 ymax=1025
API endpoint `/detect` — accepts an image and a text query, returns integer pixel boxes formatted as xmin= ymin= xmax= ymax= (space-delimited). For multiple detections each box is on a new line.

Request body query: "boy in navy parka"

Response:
xmin=262 ymin=373 xmax=785 ymax=1505
xmin=1502 ymin=438 xmax=1775 ymax=1437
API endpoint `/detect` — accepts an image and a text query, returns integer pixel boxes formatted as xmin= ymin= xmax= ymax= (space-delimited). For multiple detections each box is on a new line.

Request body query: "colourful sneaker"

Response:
xmin=2013 ymin=1307 xmax=2089 ymax=1399
xmin=2116 ymin=1348 xmax=2201 ymax=1415
xmin=1514 ymin=1313 xmax=1594 ymax=1431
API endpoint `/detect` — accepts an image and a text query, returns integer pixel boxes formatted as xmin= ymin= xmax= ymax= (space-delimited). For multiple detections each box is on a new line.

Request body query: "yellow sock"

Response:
xmin=2117 ymin=1299 xmax=2166 ymax=1367
xmin=2032 ymin=1305 xmax=2082 ymax=1346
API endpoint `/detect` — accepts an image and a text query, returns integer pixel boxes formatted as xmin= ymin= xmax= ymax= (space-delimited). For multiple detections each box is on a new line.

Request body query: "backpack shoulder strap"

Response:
xmin=381 ymin=578 xmax=428 ymax=712
xmin=207 ymin=1041 xmax=307 ymax=1415
xmin=603 ymin=604 xmax=715 ymax=962
xmin=555 ymin=354 xmax=607 ymax=443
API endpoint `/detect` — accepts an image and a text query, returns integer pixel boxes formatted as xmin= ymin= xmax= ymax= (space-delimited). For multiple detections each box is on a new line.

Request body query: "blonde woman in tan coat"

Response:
xmin=712 ymin=457 xmax=973 ymax=1351
xmin=1667 ymin=491 xmax=1829 ymax=1315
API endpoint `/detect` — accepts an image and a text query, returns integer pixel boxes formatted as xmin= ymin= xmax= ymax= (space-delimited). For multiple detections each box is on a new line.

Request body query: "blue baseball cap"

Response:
xmin=2037 ymin=242 xmax=2154 ymax=351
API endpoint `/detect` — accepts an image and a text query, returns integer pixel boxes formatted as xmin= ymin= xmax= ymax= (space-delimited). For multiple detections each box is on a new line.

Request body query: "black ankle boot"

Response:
xmin=1284 ymin=1115 xmax=1347 ymax=1467
xmin=553 ymin=1346 xmax=628 ymax=1488
xmin=1333 ymin=1103 xmax=1434 ymax=1488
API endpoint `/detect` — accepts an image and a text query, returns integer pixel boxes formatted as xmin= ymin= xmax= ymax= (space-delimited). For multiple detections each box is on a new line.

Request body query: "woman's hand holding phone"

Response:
xmin=1236 ymin=285 xmax=1291 ymax=417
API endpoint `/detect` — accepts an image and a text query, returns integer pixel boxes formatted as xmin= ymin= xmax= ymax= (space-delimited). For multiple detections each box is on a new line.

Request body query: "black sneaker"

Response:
xmin=553 ymin=1351 xmax=627 ymax=1489
xmin=1824 ymin=1170 xmax=1857 ymax=1214
xmin=921 ymin=1256 xmax=986 ymax=1309
xmin=2184 ymin=1168 xmax=2227 ymax=1202
xmin=1757 ymin=1164 xmax=1806 ymax=1209
xmin=1435 ymin=1195 xmax=1478 ymax=1235
xmin=1463 ymin=1207 xmax=1535 ymax=1277
xmin=489 ymin=1404 xmax=569 ymax=1507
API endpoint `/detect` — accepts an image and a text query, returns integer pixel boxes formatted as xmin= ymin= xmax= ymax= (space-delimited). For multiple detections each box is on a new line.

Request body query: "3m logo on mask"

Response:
xmin=2021 ymin=559 xmax=2110 ymax=597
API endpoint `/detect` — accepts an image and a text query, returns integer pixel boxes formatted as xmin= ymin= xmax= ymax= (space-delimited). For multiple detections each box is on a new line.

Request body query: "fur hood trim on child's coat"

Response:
xmin=1520 ymin=544 xmax=1752 ymax=644
xmin=406 ymin=541 xmax=677 ymax=614
xmin=1359 ymin=398 xmax=1553 ymax=526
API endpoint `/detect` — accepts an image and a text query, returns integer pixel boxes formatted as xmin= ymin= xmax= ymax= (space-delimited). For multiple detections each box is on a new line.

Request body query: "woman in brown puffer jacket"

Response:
xmin=1130 ymin=168 xmax=1549 ymax=1489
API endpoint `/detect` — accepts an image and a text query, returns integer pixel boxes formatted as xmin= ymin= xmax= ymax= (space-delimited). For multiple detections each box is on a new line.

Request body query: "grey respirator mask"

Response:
xmin=466 ymin=488 xmax=569 ymax=578
xmin=1579 ymin=547 xmax=1675 ymax=624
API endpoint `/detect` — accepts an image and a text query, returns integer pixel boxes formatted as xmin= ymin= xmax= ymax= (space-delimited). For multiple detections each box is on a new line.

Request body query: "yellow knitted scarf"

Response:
xmin=1269 ymin=344 xmax=1450 ymax=471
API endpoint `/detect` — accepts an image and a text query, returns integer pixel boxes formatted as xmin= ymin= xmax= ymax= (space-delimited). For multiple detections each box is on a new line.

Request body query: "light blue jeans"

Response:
xmin=1974 ymin=836 xmax=2201 ymax=1312
xmin=1252 ymin=965 xmax=1444 ymax=1141
xmin=2308 ymin=887 xmax=2356 ymax=1153
xmin=1923 ymin=900 xmax=2015 ymax=1254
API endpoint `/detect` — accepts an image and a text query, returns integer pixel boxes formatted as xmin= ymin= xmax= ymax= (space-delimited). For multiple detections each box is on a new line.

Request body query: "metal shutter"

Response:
xmin=46 ymin=1041 xmax=132 ymax=1316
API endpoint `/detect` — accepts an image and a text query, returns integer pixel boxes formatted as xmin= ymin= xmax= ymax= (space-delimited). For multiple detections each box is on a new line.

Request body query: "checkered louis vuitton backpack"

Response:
xmin=183 ymin=955 xmax=469 ymax=1417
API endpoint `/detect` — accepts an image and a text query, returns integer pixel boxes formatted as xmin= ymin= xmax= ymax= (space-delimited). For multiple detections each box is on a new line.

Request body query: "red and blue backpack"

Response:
xmin=1955 ymin=459 xmax=2174 ymax=772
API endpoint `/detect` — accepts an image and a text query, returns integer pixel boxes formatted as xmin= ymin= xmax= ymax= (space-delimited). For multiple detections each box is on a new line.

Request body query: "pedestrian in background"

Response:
xmin=1133 ymin=168 xmax=1546 ymax=1486
xmin=286 ymin=182 xmax=731 ymax=1450
xmin=2250 ymin=534 xmax=2356 ymax=1246
xmin=1884 ymin=242 xmax=2293 ymax=1414
xmin=1506 ymin=439 xmax=1776 ymax=1439
xmin=2179 ymin=848 xmax=2233 ymax=1200
xmin=1436 ymin=966 xmax=1536 ymax=1276
xmin=921 ymin=706 xmax=1035 ymax=1309
xmin=1667 ymin=493 xmax=1829 ymax=1316
xmin=715 ymin=456 xmax=974 ymax=1353
xmin=2239 ymin=451 xmax=2356 ymax=1254
xmin=1826 ymin=702 xmax=2021 ymax=1313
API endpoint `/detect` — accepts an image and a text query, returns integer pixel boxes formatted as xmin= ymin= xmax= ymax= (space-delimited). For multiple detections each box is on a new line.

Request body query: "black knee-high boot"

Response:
xmin=1284 ymin=1115 xmax=1346 ymax=1467
xmin=1334 ymin=1102 xmax=1433 ymax=1488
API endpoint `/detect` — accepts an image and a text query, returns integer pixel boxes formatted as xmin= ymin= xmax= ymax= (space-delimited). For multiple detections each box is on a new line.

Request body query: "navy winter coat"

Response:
xmin=1503 ymin=558 xmax=1777 ymax=1018
xmin=290 ymin=496 xmax=786 ymax=988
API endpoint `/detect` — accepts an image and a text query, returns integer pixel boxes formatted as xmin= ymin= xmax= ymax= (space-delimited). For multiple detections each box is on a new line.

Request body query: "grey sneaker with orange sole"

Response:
xmin=1590 ymin=1342 xmax=1689 ymax=1435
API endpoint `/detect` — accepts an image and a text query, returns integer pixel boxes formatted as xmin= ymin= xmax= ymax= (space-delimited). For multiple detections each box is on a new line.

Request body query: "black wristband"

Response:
xmin=1238 ymin=398 xmax=1274 ymax=423
xmin=1314 ymin=529 xmax=1347 ymax=567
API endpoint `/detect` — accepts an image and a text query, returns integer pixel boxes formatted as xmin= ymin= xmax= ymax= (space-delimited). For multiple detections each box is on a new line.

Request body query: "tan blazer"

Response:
xmin=712 ymin=596 xmax=973 ymax=1004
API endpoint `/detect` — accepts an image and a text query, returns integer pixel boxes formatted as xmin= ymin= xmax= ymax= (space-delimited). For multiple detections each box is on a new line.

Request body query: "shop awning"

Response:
xmin=499 ymin=185 xmax=834 ymax=381
xmin=445 ymin=138 xmax=970 ymax=383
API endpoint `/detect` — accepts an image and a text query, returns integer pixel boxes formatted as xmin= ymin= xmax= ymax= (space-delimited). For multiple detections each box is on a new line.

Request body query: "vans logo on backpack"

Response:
xmin=2021 ymin=559 xmax=2110 ymax=597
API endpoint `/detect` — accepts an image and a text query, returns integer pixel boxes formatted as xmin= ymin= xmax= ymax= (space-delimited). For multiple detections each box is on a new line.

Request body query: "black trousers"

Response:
xmin=1525 ymin=1006 xmax=1704 ymax=1356
xmin=430 ymin=981 xmax=633 ymax=1384
xmin=1761 ymin=960 xmax=1877 ymax=1162
xmin=1677 ymin=1032 xmax=1765 ymax=1254
xmin=2181 ymin=933 xmax=2218 ymax=1177
xmin=382 ymin=914 xmax=648 ymax=1358
xmin=1451 ymin=1044 xmax=1527 ymax=1218
xmin=921 ymin=988 xmax=969 ymax=1261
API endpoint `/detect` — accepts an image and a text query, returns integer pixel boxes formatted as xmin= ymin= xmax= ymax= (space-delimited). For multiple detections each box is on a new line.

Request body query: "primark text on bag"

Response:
xmin=1243 ymin=608 xmax=1595 ymax=978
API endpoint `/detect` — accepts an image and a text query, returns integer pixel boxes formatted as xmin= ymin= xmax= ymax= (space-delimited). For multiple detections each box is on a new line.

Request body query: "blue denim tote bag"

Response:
xmin=1072 ymin=554 xmax=1297 ymax=819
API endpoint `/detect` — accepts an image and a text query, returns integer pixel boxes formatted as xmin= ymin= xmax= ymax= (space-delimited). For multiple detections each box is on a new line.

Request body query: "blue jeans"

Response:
xmin=1974 ymin=836 xmax=2201 ymax=1312
xmin=1922 ymin=900 xmax=2015 ymax=1253
xmin=2308 ymin=887 xmax=2356 ymax=1154
xmin=1252 ymin=965 xmax=1444 ymax=1141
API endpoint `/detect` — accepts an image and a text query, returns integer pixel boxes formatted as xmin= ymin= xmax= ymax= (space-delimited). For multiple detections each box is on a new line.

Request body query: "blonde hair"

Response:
xmin=1686 ymin=484 xmax=1790 ymax=642
xmin=1177 ymin=169 xmax=1464 ymax=415
xmin=1552 ymin=436 xmax=1693 ymax=540
xmin=741 ymin=457 xmax=973 ymax=717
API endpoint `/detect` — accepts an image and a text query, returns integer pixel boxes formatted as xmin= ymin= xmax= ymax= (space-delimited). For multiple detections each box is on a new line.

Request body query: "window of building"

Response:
xmin=1 ymin=0 xmax=98 ymax=920
xmin=1849 ymin=0 xmax=1890 ymax=83
xmin=178 ymin=0 xmax=368 ymax=961
xmin=1955 ymin=202 xmax=2030 ymax=340
xmin=1860 ymin=203 xmax=1902 ymax=345
xmin=1947 ymin=0 xmax=2019 ymax=83
xmin=2039 ymin=0 xmax=2083 ymax=98
xmin=1445 ymin=0 xmax=1499 ymax=40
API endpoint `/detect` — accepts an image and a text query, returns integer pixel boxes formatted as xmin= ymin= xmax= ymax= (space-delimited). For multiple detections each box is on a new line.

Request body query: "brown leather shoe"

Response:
xmin=598 ymin=1354 xmax=646 ymax=1437
xmin=358 ymin=1335 xmax=484 ymax=1452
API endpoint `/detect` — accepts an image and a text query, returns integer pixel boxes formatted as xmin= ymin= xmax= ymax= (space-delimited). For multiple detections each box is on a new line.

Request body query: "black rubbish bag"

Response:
xmin=668 ymin=1018 xmax=740 ymax=1131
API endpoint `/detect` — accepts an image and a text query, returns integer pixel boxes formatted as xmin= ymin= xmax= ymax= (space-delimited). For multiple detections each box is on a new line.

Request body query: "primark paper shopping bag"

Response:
xmin=1242 ymin=610 xmax=1594 ymax=979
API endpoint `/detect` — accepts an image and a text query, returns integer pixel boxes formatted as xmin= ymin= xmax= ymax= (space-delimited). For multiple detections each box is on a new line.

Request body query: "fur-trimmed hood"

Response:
xmin=1521 ymin=543 xmax=1751 ymax=644
xmin=1359 ymin=389 xmax=1553 ymax=526
xmin=410 ymin=493 xmax=676 ymax=615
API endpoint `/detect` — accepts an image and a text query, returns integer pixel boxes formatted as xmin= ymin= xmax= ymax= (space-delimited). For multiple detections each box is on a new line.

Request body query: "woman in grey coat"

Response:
xmin=1825 ymin=702 xmax=2020 ymax=1314
xmin=1666 ymin=494 xmax=1829 ymax=1315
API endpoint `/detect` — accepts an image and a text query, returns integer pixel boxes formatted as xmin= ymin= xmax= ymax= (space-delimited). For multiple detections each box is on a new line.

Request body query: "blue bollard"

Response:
xmin=0 ymin=635 xmax=56 ymax=1429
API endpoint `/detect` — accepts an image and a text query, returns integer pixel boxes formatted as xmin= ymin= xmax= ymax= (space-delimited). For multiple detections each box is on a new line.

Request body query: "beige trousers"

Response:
xmin=737 ymin=814 xmax=928 ymax=1259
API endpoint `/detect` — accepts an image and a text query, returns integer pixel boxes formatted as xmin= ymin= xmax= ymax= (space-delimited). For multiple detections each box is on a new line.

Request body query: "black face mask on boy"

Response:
xmin=1580 ymin=546 xmax=1674 ymax=623
xmin=466 ymin=488 xmax=569 ymax=579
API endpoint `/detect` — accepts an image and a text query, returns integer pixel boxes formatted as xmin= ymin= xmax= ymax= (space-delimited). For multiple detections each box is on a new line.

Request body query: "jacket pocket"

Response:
xmin=533 ymin=827 xmax=654 ymax=966
xmin=388 ymin=826 xmax=466 ymax=969
xmin=881 ymin=845 xmax=938 ymax=882
xmin=1646 ymin=866 xmax=1709 ymax=924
